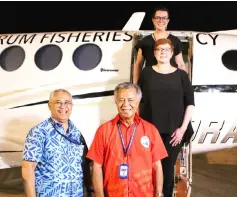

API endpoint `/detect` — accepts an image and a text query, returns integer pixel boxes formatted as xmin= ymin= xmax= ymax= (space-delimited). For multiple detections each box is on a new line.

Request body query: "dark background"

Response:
xmin=0 ymin=1 xmax=236 ymax=34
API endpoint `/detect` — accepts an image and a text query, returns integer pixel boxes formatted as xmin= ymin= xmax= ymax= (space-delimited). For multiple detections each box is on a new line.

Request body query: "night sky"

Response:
xmin=0 ymin=1 xmax=236 ymax=34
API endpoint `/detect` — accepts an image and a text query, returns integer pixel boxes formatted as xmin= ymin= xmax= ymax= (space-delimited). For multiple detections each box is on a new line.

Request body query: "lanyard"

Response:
xmin=49 ymin=118 xmax=83 ymax=146
xmin=117 ymin=123 xmax=137 ymax=156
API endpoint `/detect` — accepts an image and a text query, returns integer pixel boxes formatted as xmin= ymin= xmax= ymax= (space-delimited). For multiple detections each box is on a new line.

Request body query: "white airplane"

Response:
xmin=0 ymin=12 xmax=237 ymax=195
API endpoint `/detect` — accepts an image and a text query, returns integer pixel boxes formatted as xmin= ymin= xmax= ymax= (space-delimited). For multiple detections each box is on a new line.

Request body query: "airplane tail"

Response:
xmin=122 ymin=12 xmax=146 ymax=31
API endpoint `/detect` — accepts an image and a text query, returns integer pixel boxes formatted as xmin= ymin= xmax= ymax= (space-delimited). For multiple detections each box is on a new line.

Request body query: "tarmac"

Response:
xmin=0 ymin=147 xmax=236 ymax=197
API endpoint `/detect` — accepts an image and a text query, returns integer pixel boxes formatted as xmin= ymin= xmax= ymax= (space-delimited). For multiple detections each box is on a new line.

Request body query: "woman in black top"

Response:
xmin=137 ymin=38 xmax=195 ymax=197
xmin=133 ymin=6 xmax=186 ymax=84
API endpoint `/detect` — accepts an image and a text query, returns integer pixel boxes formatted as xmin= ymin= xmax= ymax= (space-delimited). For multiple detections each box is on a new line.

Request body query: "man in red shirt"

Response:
xmin=86 ymin=82 xmax=168 ymax=197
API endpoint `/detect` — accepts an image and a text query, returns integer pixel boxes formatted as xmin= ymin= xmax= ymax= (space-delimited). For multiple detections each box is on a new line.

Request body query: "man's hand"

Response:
xmin=153 ymin=160 xmax=163 ymax=195
xmin=92 ymin=162 xmax=105 ymax=197
xmin=22 ymin=160 xmax=37 ymax=197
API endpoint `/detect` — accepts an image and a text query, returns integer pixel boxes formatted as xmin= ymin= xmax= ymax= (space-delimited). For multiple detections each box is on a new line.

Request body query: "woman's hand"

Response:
xmin=170 ymin=128 xmax=185 ymax=146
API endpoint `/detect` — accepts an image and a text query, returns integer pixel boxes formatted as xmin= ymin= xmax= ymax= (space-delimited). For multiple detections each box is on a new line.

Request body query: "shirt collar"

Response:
xmin=49 ymin=117 xmax=73 ymax=130
xmin=111 ymin=112 xmax=141 ymax=126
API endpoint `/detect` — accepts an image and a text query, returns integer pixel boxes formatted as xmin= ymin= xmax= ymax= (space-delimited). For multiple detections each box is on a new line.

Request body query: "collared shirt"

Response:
xmin=86 ymin=113 xmax=168 ymax=197
xmin=23 ymin=117 xmax=84 ymax=197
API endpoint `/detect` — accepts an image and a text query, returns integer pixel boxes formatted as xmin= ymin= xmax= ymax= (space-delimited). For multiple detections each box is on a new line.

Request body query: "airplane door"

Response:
xmin=171 ymin=32 xmax=193 ymax=197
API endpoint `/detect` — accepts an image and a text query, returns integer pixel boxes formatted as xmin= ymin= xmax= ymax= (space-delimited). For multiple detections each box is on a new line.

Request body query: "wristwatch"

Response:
xmin=156 ymin=192 xmax=164 ymax=197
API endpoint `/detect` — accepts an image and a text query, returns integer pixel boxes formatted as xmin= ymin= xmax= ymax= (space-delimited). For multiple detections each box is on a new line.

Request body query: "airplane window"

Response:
xmin=35 ymin=44 xmax=62 ymax=71
xmin=72 ymin=43 xmax=102 ymax=71
xmin=0 ymin=46 xmax=25 ymax=72
xmin=222 ymin=50 xmax=237 ymax=71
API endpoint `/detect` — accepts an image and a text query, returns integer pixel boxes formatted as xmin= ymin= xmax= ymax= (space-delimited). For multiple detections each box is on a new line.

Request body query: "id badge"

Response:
xmin=119 ymin=164 xmax=129 ymax=179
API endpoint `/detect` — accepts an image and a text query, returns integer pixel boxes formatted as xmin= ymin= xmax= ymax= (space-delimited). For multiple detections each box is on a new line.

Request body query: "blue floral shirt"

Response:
xmin=23 ymin=118 xmax=85 ymax=197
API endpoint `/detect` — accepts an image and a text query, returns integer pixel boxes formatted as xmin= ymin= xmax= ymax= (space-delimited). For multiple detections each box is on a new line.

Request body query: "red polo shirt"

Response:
xmin=86 ymin=113 xmax=168 ymax=197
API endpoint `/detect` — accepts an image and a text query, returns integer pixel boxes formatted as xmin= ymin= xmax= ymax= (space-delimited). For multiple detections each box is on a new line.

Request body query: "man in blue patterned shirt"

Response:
xmin=22 ymin=89 xmax=94 ymax=197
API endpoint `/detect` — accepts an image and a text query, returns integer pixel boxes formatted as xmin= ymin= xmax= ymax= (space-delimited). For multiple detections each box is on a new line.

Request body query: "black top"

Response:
xmin=135 ymin=34 xmax=183 ymax=68
xmin=137 ymin=67 xmax=194 ymax=136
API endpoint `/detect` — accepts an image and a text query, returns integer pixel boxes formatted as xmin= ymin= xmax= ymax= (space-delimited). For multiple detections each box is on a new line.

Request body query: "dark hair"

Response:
xmin=154 ymin=38 xmax=174 ymax=51
xmin=152 ymin=6 xmax=170 ymax=18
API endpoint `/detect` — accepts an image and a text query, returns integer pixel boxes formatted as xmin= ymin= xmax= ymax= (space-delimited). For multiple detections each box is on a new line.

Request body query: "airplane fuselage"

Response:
xmin=0 ymin=29 xmax=237 ymax=170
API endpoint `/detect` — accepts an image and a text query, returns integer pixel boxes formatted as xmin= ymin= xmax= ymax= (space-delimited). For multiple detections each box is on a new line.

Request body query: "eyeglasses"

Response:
xmin=153 ymin=16 xmax=169 ymax=21
xmin=156 ymin=48 xmax=172 ymax=52
xmin=54 ymin=101 xmax=72 ymax=107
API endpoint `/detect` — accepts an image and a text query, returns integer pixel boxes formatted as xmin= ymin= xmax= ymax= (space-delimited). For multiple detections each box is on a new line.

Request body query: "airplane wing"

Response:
xmin=122 ymin=12 xmax=146 ymax=31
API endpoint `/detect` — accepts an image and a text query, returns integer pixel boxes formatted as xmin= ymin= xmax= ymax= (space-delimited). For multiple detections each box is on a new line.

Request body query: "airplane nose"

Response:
xmin=222 ymin=50 xmax=237 ymax=71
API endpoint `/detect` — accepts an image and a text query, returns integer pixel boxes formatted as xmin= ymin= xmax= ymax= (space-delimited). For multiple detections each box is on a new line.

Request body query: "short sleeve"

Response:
xmin=137 ymin=68 xmax=146 ymax=103
xmin=135 ymin=39 xmax=144 ymax=52
xmin=173 ymin=36 xmax=183 ymax=56
xmin=22 ymin=127 xmax=45 ymax=162
xmin=86 ymin=126 xmax=105 ymax=165
xmin=137 ymin=69 xmax=144 ymax=91
xmin=151 ymin=126 xmax=168 ymax=162
xmin=182 ymin=71 xmax=195 ymax=106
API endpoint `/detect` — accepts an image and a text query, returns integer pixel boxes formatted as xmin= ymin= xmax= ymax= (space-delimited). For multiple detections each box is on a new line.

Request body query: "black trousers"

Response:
xmin=160 ymin=134 xmax=184 ymax=197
